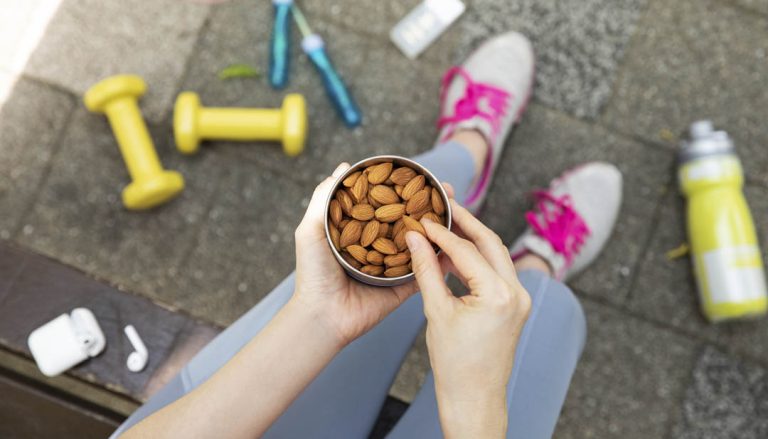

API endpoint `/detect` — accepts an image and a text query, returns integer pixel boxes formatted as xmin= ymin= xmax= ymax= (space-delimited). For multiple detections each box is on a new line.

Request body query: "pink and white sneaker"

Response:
xmin=509 ymin=162 xmax=623 ymax=281
xmin=436 ymin=31 xmax=535 ymax=214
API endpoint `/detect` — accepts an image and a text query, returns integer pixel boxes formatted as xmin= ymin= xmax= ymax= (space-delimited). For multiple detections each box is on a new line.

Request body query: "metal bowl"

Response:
xmin=324 ymin=155 xmax=453 ymax=287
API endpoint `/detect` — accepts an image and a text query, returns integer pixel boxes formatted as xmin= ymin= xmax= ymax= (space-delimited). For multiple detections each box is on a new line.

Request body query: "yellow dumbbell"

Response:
xmin=84 ymin=75 xmax=184 ymax=210
xmin=173 ymin=92 xmax=307 ymax=157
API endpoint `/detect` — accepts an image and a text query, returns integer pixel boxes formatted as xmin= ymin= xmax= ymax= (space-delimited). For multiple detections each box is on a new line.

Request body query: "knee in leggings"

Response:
xmin=549 ymin=281 xmax=587 ymax=349
xmin=522 ymin=271 xmax=587 ymax=351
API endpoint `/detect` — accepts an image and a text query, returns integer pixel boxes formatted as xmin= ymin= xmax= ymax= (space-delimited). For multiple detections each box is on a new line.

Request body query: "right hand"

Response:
xmin=406 ymin=199 xmax=532 ymax=438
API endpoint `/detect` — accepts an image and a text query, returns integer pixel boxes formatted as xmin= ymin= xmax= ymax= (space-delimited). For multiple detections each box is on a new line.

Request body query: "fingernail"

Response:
xmin=405 ymin=231 xmax=422 ymax=250
xmin=420 ymin=216 xmax=434 ymax=225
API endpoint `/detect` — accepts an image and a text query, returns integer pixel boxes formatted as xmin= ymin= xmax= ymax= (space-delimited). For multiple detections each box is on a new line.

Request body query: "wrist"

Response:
xmin=284 ymin=294 xmax=347 ymax=351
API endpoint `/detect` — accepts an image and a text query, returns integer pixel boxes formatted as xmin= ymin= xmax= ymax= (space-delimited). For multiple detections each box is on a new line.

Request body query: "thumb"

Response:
xmin=406 ymin=231 xmax=452 ymax=312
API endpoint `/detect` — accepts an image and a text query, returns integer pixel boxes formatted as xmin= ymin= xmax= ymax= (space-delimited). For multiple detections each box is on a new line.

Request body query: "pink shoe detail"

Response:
xmin=437 ymin=66 xmax=512 ymax=142
xmin=524 ymin=190 xmax=591 ymax=274
xmin=436 ymin=67 xmax=512 ymax=206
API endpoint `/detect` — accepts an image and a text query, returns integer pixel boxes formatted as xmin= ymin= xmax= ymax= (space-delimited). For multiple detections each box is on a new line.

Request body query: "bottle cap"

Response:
xmin=679 ymin=120 xmax=734 ymax=162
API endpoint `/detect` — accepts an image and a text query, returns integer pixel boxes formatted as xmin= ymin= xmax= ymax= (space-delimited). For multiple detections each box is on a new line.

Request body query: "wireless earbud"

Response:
xmin=124 ymin=325 xmax=148 ymax=373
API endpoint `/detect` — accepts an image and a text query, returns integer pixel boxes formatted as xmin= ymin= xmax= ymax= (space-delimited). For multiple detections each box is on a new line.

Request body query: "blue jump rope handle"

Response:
xmin=269 ymin=3 xmax=291 ymax=89
xmin=306 ymin=47 xmax=362 ymax=128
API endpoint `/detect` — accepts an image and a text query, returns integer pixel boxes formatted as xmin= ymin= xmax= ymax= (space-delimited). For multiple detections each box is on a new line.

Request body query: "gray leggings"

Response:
xmin=111 ymin=142 xmax=587 ymax=439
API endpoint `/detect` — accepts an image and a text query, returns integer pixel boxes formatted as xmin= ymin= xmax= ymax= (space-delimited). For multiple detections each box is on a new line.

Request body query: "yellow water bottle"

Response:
xmin=679 ymin=120 xmax=767 ymax=322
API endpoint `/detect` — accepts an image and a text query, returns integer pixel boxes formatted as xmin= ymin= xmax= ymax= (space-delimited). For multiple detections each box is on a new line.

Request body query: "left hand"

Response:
xmin=292 ymin=163 xmax=449 ymax=346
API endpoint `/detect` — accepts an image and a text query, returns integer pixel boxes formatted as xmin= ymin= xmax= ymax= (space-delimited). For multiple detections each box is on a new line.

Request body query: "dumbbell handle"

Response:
xmin=197 ymin=108 xmax=284 ymax=141
xmin=103 ymin=99 xmax=164 ymax=181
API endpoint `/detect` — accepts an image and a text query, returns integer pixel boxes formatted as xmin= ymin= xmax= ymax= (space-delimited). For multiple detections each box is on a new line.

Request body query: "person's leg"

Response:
xmin=111 ymin=144 xmax=477 ymax=439
xmin=386 ymin=269 xmax=586 ymax=439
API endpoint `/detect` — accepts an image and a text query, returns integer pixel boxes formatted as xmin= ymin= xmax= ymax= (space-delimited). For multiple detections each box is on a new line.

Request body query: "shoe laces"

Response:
xmin=436 ymin=67 xmax=511 ymax=141
xmin=525 ymin=190 xmax=590 ymax=267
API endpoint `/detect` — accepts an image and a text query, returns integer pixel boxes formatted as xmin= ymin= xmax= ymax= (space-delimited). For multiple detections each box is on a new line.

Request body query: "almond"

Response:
xmin=351 ymin=203 xmax=375 ymax=221
xmin=410 ymin=207 xmax=432 ymax=221
xmin=431 ymin=187 xmax=446 ymax=215
xmin=378 ymin=222 xmax=390 ymax=238
xmin=384 ymin=251 xmax=411 ymax=267
xmin=421 ymin=212 xmax=442 ymax=224
xmin=367 ymin=162 xmax=393 ymax=184
xmin=385 ymin=265 xmax=410 ymax=278
xmin=361 ymin=265 xmax=385 ymax=276
xmin=401 ymin=175 xmax=425 ymax=200
xmin=394 ymin=185 xmax=404 ymax=197
xmin=406 ymin=188 xmax=431 ymax=214
xmin=394 ymin=229 xmax=408 ymax=252
xmin=372 ymin=237 xmax=398 ymax=255
xmin=336 ymin=190 xmax=354 ymax=216
xmin=351 ymin=173 xmax=368 ymax=203
xmin=338 ymin=218 xmax=350 ymax=230
xmin=361 ymin=220 xmax=380 ymax=247
xmin=343 ymin=171 xmax=361 ymax=187
xmin=329 ymin=223 xmax=341 ymax=251
xmin=330 ymin=199 xmax=342 ymax=226
xmin=390 ymin=167 xmax=417 ymax=186
xmin=402 ymin=215 xmax=426 ymax=236
xmin=347 ymin=245 xmax=369 ymax=264
xmin=370 ymin=185 xmax=400 ymax=205
xmin=367 ymin=250 xmax=385 ymax=266
xmin=392 ymin=218 xmax=406 ymax=237
xmin=340 ymin=220 xmax=363 ymax=248
xmin=342 ymin=252 xmax=362 ymax=269
xmin=375 ymin=204 xmax=405 ymax=223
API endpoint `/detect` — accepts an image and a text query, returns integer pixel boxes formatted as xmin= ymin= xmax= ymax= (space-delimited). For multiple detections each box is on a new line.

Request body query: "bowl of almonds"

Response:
xmin=325 ymin=156 xmax=452 ymax=287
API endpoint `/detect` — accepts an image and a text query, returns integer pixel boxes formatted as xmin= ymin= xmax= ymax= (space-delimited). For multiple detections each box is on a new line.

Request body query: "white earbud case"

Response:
xmin=27 ymin=308 xmax=106 ymax=377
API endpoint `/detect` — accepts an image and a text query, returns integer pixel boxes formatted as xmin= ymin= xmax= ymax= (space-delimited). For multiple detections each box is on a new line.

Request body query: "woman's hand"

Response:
xmin=406 ymin=200 xmax=532 ymax=438
xmin=292 ymin=163 xmax=425 ymax=347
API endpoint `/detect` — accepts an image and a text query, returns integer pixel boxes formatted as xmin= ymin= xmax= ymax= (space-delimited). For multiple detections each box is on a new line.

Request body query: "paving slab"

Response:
xmin=480 ymin=103 xmax=674 ymax=304
xmin=601 ymin=0 xmax=768 ymax=183
xmin=23 ymin=0 xmax=210 ymax=123
xmin=628 ymin=184 xmax=768 ymax=365
xmin=555 ymin=298 xmax=699 ymax=439
xmin=167 ymin=156 xmax=310 ymax=326
xmin=299 ymin=0 xmax=463 ymax=66
xmin=0 ymin=78 xmax=73 ymax=240
xmin=180 ymin=0 xmax=446 ymax=187
xmin=16 ymin=108 xmax=224 ymax=309
xmin=456 ymin=0 xmax=649 ymax=118
xmin=302 ymin=1 xmax=421 ymax=41
xmin=178 ymin=1 xmax=368 ymax=183
xmin=730 ymin=0 xmax=768 ymax=16
xmin=672 ymin=346 xmax=768 ymax=439
xmin=301 ymin=0 xmax=650 ymax=118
